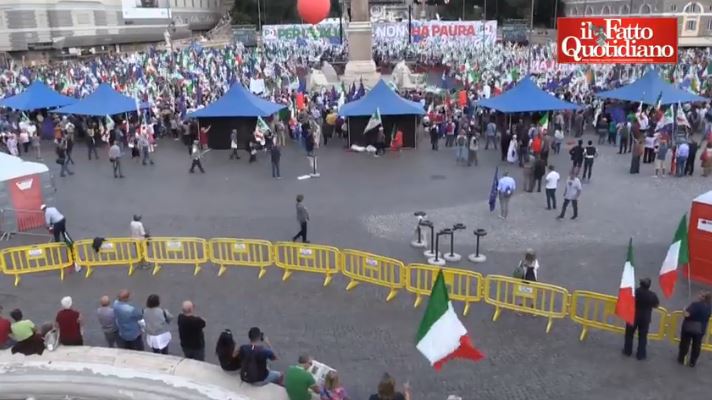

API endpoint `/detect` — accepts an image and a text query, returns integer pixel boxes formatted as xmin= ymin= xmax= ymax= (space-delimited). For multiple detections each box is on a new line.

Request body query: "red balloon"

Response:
xmin=297 ymin=0 xmax=331 ymax=25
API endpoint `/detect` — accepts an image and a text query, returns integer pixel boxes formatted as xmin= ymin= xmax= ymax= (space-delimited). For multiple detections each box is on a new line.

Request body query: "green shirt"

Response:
xmin=284 ymin=365 xmax=316 ymax=400
xmin=11 ymin=319 xmax=35 ymax=342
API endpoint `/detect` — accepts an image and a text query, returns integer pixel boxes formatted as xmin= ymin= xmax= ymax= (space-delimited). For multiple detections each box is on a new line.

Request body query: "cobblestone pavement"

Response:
xmin=1 ymin=133 xmax=709 ymax=400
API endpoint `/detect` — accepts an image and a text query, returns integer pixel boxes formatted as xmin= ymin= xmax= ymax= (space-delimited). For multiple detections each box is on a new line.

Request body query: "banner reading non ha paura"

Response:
xmin=557 ymin=17 xmax=678 ymax=64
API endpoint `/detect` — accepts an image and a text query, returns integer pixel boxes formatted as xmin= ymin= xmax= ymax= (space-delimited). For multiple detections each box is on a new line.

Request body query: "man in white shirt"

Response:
xmin=496 ymin=172 xmax=516 ymax=219
xmin=130 ymin=215 xmax=150 ymax=270
xmin=41 ymin=204 xmax=67 ymax=242
xmin=557 ymin=174 xmax=583 ymax=220
xmin=544 ymin=165 xmax=560 ymax=210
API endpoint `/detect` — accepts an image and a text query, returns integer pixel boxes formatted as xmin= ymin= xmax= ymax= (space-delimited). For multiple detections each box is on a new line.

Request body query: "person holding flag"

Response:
xmin=617 ymin=239 xmax=660 ymax=361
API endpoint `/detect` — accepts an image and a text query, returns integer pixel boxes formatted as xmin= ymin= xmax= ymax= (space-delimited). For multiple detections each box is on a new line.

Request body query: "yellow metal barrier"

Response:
xmin=484 ymin=275 xmax=570 ymax=333
xmin=0 ymin=243 xmax=73 ymax=286
xmin=666 ymin=310 xmax=712 ymax=352
xmin=209 ymin=238 xmax=272 ymax=278
xmin=272 ymin=242 xmax=340 ymax=286
xmin=143 ymin=237 xmax=209 ymax=276
xmin=406 ymin=264 xmax=483 ymax=316
xmin=73 ymin=238 xmax=143 ymax=278
xmin=341 ymin=249 xmax=405 ymax=302
xmin=570 ymin=290 xmax=668 ymax=341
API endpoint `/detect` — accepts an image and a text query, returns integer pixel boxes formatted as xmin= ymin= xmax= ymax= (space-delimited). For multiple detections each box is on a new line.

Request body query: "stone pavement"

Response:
xmin=0 ymin=132 xmax=709 ymax=400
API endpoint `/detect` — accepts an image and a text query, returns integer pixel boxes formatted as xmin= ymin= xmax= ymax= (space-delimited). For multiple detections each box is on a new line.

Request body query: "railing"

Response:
xmin=0 ymin=237 xmax=709 ymax=351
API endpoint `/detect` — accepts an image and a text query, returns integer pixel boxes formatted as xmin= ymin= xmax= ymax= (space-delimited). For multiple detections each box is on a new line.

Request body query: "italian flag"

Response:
xmin=615 ymin=239 xmax=636 ymax=325
xmin=538 ymin=113 xmax=549 ymax=132
xmin=659 ymin=215 xmax=689 ymax=298
xmin=416 ymin=270 xmax=484 ymax=371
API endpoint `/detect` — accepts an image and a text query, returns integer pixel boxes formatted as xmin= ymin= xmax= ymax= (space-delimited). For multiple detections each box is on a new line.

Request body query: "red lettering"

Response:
xmin=457 ymin=25 xmax=466 ymax=36
xmin=431 ymin=25 xmax=439 ymax=36
xmin=421 ymin=26 xmax=429 ymax=36
xmin=465 ymin=25 xmax=475 ymax=36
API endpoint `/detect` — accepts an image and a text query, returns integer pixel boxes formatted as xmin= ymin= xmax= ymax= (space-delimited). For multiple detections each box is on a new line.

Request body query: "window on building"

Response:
xmin=686 ymin=20 xmax=696 ymax=30
xmin=639 ymin=4 xmax=652 ymax=14
xmin=671 ymin=5 xmax=677 ymax=11
xmin=183 ymin=0 xmax=186 ymax=7
xmin=620 ymin=5 xmax=629 ymax=14
xmin=683 ymin=2 xmax=701 ymax=13
xmin=192 ymin=0 xmax=195 ymax=8
xmin=570 ymin=7 xmax=578 ymax=16
xmin=708 ymin=20 xmax=712 ymax=30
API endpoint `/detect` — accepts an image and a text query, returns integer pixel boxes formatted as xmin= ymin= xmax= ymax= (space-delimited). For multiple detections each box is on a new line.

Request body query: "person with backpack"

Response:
xmin=237 ymin=327 xmax=281 ymax=386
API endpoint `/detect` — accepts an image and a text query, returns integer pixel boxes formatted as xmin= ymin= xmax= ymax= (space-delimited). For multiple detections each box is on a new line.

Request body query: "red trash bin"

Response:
xmin=686 ymin=191 xmax=712 ymax=285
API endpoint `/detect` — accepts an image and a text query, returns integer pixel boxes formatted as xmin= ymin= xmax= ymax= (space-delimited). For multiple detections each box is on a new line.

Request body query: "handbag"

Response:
xmin=682 ymin=320 xmax=704 ymax=336
xmin=512 ymin=261 xmax=525 ymax=279
xmin=56 ymin=158 xmax=65 ymax=165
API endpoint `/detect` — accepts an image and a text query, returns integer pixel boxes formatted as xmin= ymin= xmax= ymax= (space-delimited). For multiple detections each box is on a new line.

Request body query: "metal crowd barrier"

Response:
xmin=143 ymin=237 xmax=209 ymax=276
xmin=484 ymin=275 xmax=570 ymax=333
xmin=209 ymin=238 xmax=272 ymax=278
xmin=341 ymin=249 xmax=405 ymax=302
xmin=0 ymin=242 xmax=73 ymax=286
xmin=0 ymin=235 xmax=710 ymax=353
xmin=73 ymin=238 xmax=143 ymax=278
xmin=0 ymin=208 xmax=52 ymax=241
xmin=570 ymin=290 xmax=668 ymax=341
xmin=406 ymin=264 xmax=483 ymax=316
xmin=272 ymin=242 xmax=340 ymax=286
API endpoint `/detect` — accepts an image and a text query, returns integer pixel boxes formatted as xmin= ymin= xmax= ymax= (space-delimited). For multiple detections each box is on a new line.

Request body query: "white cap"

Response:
xmin=61 ymin=296 xmax=72 ymax=309
xmin=40 ymin=204 xmax=46 ymax=210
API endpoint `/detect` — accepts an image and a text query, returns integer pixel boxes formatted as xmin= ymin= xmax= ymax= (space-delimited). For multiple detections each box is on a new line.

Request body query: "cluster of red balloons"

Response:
xmin=297 ymin=0 xmax=331 ymax=25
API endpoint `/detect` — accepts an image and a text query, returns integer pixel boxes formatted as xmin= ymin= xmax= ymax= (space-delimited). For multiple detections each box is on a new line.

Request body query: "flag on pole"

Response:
xmin=656 ymin=107 xmax=674 ymax=131
xmin=659 ymin=215 xmax=689 ymax=299
xmin=538 ymin=113 xmax=549 ymax=132
xmin=488 ymin=167 xmax=499 ymax=212
xmin=416 ymin=270 xmax=484 ymax=370
xmin=256 ymin=116 xmax=271 ymax=135
xmin=654 ymin=92 xmax=663 ymax=111
xmin=615 ymin=239 xmax=636 ymax=325
xmin=676 ymin=102 xmax=690 ymax=127
xmin=364 ymin=108 xmax=382 ymax=132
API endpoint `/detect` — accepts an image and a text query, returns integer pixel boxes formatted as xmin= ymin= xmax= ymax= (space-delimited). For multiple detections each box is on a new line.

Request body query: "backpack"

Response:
xmin=240 ymin=346 xmax=262 ymax=383
xmin=502 ymin=187 xmax=513 ymax=198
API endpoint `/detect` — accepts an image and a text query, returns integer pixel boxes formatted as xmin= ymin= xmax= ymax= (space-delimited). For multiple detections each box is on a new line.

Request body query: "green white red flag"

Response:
xmin=416 ymin=270 xmax=484 ymax=370
xmin=615 ymin=239 xmax=636 ymax=325
xmin=659 ymin=215 xmax=689 ymax=298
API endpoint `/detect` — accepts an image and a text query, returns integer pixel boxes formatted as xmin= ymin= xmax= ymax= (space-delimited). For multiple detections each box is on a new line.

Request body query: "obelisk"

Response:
xmin=342 ymin=0 xmax=380 ymax=87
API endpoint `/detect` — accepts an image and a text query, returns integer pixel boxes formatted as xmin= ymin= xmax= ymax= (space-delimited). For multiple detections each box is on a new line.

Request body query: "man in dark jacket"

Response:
xmin=569 ymin=139 xmax=585 ymax=176
xmin=622 ymin=278 xmax=660 ymax=360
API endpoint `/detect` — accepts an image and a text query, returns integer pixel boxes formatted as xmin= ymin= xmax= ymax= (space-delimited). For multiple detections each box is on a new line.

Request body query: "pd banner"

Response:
xmin=263 ymin=20 xmax=497 ymax=47
xmin=557 ymin=17 xmax=678 ymax=64
xmin=6 ymin=174 xmax=44 ymax=231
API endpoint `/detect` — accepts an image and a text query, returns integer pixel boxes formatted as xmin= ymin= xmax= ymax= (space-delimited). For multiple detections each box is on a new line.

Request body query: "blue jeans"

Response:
xmin=676 ymin=156 xmax=687 ymax=176
xmin=59 ymin=159 xmax=73 ymax=176
xmin=142 ymin=147 xmax=153 ymax=165
xmin=271 ymin=161 xmax=280 ymax=177
xmin=252 ymin=370 xmax=281 ymax=386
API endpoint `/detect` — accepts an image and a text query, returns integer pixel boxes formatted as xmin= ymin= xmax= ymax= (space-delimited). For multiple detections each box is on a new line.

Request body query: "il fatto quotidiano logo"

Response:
xmin=557 ymin=17 xmax=678 ymax=64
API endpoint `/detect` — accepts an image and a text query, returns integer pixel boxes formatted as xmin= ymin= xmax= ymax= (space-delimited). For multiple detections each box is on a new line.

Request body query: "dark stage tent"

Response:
xmin=476 ymin=76 xmax=582 ymax=113
xmin=0 ymin=81 xmax=76 ymax=111
xmin=187 ymin=84 xmax=285 ymax=150
xmin=596 ymin=69 xmax=708 ymax=105
xmin=54 ymin=84 xmax=140 ymax=116
xmin=339 ymin=80 xmax=425 ymax=148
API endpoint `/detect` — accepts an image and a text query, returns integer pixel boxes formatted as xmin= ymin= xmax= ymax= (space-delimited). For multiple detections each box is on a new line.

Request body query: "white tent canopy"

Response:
xmin=0 ymin=153 xmax=49 ymax=182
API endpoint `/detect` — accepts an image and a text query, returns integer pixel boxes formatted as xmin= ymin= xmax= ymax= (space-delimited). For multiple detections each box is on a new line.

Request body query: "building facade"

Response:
xmin=0 ymin=0 xmax=228 ymax=52
xmin=562 ymin=0 xmax=712 ymax=46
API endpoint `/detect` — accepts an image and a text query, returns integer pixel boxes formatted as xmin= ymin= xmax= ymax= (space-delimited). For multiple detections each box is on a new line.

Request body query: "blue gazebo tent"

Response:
xmin=54 ymin=84 xmax=139 ymax=116
xmin=340 ymin=80 xmax=425 ymax=148
xmin=0 ymin=81 xmax=76 ymax=111
xmin=596 ymin=69 xmax=708 ymax=105
xmin=476 ymin=76 xmax=582 ymax=113
xmin=187 ymin=83 xmax=284 ymax=118
xmin=187 ymin=83 xmax=285 ymax=149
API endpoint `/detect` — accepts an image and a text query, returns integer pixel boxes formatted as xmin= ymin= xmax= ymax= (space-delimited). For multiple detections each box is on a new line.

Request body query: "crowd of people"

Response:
xmin=0 ymin=290 xmax=420 ymax=400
